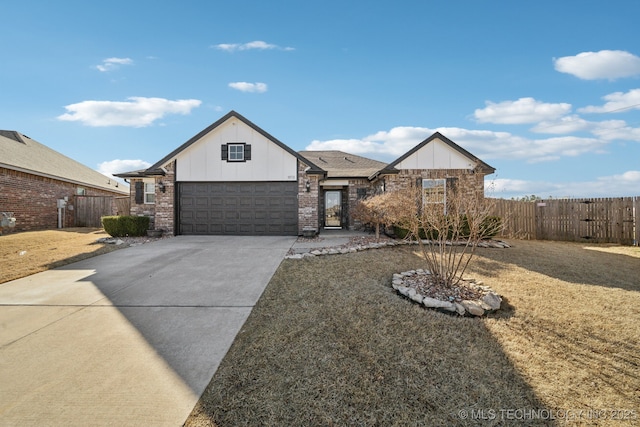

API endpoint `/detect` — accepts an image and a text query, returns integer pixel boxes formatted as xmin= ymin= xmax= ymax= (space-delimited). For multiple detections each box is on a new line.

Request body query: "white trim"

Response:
xmin=228 ymin=143 xmax=245 ymax=161
xmin=143 ymin=179 xmax=156 ymax=204
xmin=423 ymin=178 xmax=446 ymax=212
xmin=320 ymin=179 xmax=349 ymax=186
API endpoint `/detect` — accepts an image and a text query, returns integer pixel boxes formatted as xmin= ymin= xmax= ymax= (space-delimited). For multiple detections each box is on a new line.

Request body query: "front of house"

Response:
xmin=116 ymin=111 xmax=494 ymax=236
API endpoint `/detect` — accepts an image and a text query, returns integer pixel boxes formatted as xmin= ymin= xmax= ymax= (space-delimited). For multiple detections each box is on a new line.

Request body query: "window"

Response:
xmin=221 ymin=143 xmax=251 ymax=162
xmin=423 ymin=179 xmax=446 ymax=211
xmin=144 ymin=181 xmax=155 ymax=204
xmin=76 ymin=187 xmax=86 ymax=195
xmin=228 ymin=144 xmax=244 ymax=161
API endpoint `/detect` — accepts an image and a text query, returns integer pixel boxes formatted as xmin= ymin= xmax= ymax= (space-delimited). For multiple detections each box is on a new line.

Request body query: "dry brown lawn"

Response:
xmin=0 ymin=228 xmax=121 ymax=284
xmin=186 ymin=239 xmax=640 ymax=426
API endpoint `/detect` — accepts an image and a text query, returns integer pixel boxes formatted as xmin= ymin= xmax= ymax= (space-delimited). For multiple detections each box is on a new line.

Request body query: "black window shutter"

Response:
xmin=244 ymin=144 xmax=251 ymax=160
xmin=221 ymin=144 xmax=228 ymax=160
xmin=135 ymin=181 xmax=144 ymax=204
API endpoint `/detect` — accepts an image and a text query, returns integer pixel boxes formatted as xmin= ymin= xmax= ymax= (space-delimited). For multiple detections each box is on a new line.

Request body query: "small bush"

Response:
xmin=101 ymin=215 xmax=150 ymax=237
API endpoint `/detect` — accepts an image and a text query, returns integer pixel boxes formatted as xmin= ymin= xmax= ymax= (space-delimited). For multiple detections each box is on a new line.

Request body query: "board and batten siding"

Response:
xmin=395 ymin=137 xmax=476 ymax=170
xmin=175 ymin=118 xmax=298 ymax=182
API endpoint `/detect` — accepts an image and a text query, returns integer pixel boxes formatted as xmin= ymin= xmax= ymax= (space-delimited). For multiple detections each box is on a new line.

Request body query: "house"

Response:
xmin=115 ymin=111 xmax=495 ymax=236
xmin=0 ymin=130 xmax=128 ymax=232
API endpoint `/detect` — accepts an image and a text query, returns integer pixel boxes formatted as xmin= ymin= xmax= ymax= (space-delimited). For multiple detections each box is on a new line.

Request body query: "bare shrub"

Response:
xmin=351 ymin=192 xmax=397 ymax=240
xmin=387 ymin=185 xmax=502 ymax=287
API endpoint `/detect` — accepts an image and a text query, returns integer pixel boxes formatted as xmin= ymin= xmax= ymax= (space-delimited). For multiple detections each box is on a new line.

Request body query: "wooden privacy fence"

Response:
xmin=489 ymin=197 xmax=639 ymax=245
xmin=75 ymin=196 xmax=131 ymax=228
xmin=115 ymin=196 xmax=131 ymax=216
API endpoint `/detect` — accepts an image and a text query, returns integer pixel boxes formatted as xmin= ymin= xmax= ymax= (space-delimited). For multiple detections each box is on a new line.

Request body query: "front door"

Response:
xmin=324 ymin=190 xmax=342 ymax=228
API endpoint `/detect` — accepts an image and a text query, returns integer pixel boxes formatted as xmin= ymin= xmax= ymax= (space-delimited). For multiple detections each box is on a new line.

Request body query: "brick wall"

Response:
xmin=298 ymin=161 xmax=320 ymax=234
xmin=383 ymin=169 xmax=485 ymax=198
xmin=129 ymin=178 xmax=156 ymax=230
xmin=127 ymin=161 xmax=175 ymax=234
xmin=0 ymin=166 xmax=122 ymax=232
xmin=154 ymin=161 xmax=175 ymax=234
xmin=346 ymin=178 xmax=371 ymax=229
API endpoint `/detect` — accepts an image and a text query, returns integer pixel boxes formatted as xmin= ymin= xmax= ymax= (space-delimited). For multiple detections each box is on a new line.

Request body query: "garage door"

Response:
xmin=178 ymin=182 xmax=298 ymax=235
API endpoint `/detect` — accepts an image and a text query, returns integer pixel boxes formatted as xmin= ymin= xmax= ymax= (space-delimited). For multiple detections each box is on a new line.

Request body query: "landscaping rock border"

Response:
xmin=96 ymin=235 xmax=173 ymax=247
xmin=392 ymin=270 xmax=502 ymax=317
xmin=285 ymin=238 xmax=510 ymax=259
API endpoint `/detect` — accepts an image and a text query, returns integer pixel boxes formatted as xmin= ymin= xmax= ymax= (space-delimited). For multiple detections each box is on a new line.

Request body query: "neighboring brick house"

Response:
xmin=116 ymin=111 xmax=495 ymax=236
xmin=0 ymin=130 xmax=128 ymax=232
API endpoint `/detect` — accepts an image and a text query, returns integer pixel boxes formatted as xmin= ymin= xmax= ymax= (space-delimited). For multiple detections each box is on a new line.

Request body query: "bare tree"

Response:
xmin=387 ymin=184 xmax=502 ymax=287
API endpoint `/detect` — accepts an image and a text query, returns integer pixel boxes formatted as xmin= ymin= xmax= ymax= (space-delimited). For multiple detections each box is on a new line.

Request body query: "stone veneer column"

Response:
xmin=298 ymin=161 xmax=320 ymax=235
xmin=153 ymin=161 xmax=175 ymax=234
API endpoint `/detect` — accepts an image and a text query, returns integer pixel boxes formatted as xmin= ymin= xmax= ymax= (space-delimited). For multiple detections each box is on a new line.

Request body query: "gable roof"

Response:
xmin=298 ymin=150 xmax=387 ymax=179
xmin=117 ymin=111 xmax=324 ymax=177
xmin=0 ymin=130 xmax=128 ymax=194
xmin=380 ymin=131 xmax=495 ymax=175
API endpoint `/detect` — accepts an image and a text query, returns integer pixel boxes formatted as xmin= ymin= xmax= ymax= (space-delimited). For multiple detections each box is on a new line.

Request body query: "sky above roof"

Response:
xmin=2 ymin=0 xmax=639 ymax=199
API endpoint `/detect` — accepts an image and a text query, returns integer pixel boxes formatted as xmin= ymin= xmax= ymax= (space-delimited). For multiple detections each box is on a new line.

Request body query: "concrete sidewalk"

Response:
xmin=0 ymin=235 xmax=295 ymax=426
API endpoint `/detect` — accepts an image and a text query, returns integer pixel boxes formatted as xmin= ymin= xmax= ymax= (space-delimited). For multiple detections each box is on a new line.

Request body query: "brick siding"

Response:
xmin=0 ymin=166 xmax=122 ymax=232
xmin=154 ymin=161 xmax=175 ymax=234
xmin=383 ymin=169 xmax=485 ymax=198
xmin=298 ymin=161 xmax=320 ymax=234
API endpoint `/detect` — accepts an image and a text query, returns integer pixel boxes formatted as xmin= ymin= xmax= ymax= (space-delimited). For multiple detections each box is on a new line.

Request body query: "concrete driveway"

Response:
xmin=0 ymin=235 xmax=295 ymax=426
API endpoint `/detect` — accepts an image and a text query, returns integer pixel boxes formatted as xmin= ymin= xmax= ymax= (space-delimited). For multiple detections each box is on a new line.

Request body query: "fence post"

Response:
xmin=633 ymin=196 xmax=640 ymax=246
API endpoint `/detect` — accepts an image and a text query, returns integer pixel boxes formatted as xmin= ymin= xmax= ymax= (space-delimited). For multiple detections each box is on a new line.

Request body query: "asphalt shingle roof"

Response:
xmin=0 ymin=131 xmax=128 ymax=194
xmin=298 ymin=150 xmax=387 ymax=178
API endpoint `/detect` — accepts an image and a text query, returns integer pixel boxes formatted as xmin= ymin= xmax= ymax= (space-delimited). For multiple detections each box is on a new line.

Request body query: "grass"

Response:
xmin=185 ymin=240 xmax=640 ymax=426
xmin=0 ymin=228 xmax=121 ymax=284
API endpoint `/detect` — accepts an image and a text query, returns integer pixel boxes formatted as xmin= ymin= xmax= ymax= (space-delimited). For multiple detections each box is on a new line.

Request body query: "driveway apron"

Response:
xmin=0 ymin=235 xmax=295 ymax=426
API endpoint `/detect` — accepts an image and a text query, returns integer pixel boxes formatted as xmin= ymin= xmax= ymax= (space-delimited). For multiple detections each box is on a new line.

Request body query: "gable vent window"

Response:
xmin=221 ymin=143 xmax=251 ymax=162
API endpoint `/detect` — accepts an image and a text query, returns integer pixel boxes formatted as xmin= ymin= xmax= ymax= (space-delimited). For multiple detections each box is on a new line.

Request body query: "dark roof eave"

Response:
xmin=114 ymin=168 xmax=166 ymax=178
xmin=368 ymin=167 xmax=400 ymax=181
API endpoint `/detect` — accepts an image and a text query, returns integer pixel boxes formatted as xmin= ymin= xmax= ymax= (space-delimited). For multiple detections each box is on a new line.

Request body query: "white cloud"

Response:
xmin=591 ymin=121 xmax=640 ymax=142
xmin=553 ymin=50 xmax=640 ymax=80
xmin=530 ymin=115 xmax=592 ymax=134
xmin=57 ymin=97 xmax=202 ymax=127
xmin=474 ymin=97 xmax=572 ymax=124
xmin=578 ymin=88 xmax=640 ymax=113
xmin=306 ymin=126 xmax=434 ymax=161
xmin=228 ymin=82 xmax=268 ymax=93
xmin=98 ymin=159 xmax=151 ymax=176
xmin=306 ymin=126 xmax=609 ymax=164
xmin=490 ymin=170 xmax=640 ymax=199
xmin=213 ymin=40 xmax=294 ymax=52
xmin=96 ymin=57 xmax=133 ymax=72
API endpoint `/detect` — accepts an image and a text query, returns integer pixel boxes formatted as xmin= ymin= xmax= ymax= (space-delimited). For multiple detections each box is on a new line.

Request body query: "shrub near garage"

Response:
xmin=101 ymin=215 xmax=150 ymax=237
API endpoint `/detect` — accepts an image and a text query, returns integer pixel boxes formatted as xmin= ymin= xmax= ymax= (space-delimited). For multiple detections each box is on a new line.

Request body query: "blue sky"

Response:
xmin=2 ymin=0 xmax=640 ymax=199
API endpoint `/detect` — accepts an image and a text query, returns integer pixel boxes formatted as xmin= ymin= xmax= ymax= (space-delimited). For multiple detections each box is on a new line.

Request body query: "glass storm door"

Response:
xmin=324 ymin=191 xmax=342 ymax=228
